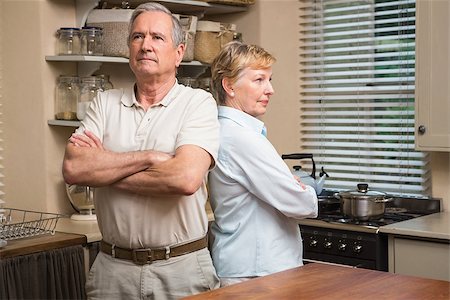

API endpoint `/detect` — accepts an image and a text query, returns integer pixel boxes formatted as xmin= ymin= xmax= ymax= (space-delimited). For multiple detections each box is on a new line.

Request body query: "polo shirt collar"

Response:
xmin=122 ymin=81 xmax=181 ymax=108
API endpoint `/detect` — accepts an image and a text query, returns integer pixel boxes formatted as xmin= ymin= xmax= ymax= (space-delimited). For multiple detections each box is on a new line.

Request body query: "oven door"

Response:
xmin=300 ymin=225 xmax=388 ymax=271
xmin=303 ymin=254 xmax=377 ymax=269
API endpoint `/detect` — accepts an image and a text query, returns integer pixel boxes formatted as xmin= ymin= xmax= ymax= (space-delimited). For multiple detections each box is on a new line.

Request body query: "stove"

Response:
xmin=300 ymin=192 xmax=441 ymax=271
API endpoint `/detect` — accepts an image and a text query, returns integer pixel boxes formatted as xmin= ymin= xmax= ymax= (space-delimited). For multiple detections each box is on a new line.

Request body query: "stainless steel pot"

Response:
xmin=335 ymin=183 xmax=392 ymax=221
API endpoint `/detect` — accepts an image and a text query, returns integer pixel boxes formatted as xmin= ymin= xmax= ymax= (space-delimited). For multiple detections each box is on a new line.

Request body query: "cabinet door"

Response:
xmin=415 ymin=0 xmax=450 ymax=151
xmin=391 ymin=237 xmax=450 ymax=281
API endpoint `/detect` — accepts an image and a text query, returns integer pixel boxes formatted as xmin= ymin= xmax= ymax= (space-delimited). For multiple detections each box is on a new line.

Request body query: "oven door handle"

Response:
xmin=303 ymin=258 xmax=357 ymax=268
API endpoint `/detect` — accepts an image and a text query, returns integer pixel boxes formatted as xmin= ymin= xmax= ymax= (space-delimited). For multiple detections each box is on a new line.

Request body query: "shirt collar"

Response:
xmin=218 ymin=106 xmax=266 ymax=135
xmin=121 ymin=81 xmax=181 ymax=108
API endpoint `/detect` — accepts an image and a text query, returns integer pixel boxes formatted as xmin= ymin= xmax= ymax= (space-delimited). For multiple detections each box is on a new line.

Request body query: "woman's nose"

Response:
xmin=266 ymin=82 xmax=274 ymax=94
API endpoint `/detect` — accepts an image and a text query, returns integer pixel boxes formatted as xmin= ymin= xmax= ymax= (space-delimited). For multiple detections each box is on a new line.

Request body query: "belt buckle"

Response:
xmin=132 ymin=248 xmax=153 ymax=265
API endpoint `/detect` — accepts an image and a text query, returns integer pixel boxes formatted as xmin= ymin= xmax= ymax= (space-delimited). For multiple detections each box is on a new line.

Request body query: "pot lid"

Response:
xmin=337 ymin=183 xmax=388 ymax=200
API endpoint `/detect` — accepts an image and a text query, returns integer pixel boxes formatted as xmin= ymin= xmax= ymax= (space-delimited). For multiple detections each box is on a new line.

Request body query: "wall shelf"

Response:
xmin=47 ymin=0 xmax=246 ymax=128
xmin=48 ymin=120 xmax=81 ymax=127
xmin=45 ymin=55 xmax=209 ymax=76
xmin=75 ymin=0 xmax=248 ymax=27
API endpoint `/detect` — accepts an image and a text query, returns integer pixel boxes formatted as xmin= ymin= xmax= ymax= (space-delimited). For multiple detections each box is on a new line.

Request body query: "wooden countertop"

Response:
xmin=0 ymin=232 xmax=86 ymax=259
xmin=379 ymin=211 xmax=450 ymax=240
xmin=183 ymin=263 xmax=450 ymax=300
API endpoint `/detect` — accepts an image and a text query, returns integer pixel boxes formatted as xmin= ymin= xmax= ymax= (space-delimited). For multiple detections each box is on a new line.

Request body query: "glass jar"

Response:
xmin=56 ymin=27 xmax=81 ymax=55
xmin=55 ymin=75 xmax=79 ymax=120
xmin=96 ymin=74 xmax=114 ymax=91
xmin=81 ymin=26 xmax=103 ymax=55
xmin=178 ymin=77 xmax=198 ymax=88
xmin=78 ymin=76 xmax=102 ymax=120
xmin=197 ymin=77 xmax=211 ymax=92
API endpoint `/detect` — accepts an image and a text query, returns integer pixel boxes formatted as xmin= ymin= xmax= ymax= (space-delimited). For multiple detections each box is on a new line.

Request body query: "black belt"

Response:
xmin=100 ymin=236 xmax=208 ymax=265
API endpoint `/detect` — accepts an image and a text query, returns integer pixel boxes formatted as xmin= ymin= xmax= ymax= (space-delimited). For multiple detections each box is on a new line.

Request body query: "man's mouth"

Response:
xmin=138 ymin=56 xmax=157 ymax=62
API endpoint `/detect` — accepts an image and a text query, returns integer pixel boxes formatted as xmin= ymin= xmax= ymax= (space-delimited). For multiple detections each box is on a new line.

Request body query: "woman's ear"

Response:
xmin=222 ymin=78 xmax=234 ymax=97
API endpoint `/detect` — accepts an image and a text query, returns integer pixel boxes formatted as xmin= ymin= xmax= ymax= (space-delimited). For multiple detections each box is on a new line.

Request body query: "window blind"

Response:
xmin=298 ymin=0 xmax=430 ymax=196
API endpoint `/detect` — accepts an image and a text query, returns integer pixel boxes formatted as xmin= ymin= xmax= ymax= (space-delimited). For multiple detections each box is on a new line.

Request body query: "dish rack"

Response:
xmin=0 ymin=208 xmax=64 ymax=241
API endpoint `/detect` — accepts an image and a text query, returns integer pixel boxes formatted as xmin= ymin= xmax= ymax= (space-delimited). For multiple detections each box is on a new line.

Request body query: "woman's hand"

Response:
xmin=294 ymin=175 xmax=307 ymax=190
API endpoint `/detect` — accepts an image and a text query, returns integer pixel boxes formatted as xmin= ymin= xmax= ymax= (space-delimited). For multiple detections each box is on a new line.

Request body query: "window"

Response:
xmin=299 ymin=0 xmax=430 ymax=196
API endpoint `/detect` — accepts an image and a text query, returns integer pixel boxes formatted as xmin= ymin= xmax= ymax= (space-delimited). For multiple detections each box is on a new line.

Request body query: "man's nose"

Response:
xmin=141 ymin=35 xmax=153 ymax=51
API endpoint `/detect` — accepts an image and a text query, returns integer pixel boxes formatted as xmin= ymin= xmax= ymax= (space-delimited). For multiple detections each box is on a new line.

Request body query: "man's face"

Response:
xmin=128 ymin=11 xmax=184 ymax=80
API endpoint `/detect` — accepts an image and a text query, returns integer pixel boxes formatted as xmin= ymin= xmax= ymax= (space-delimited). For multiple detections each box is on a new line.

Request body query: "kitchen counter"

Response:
xmin=0 ymin=231 xmax=86 ymax=259
xmin=379 ymin=211 xmax=450 ymax=240
xmin=55 ymin=216 xmax=102 ymax=243
xmin=183 ymin=263 xmax=450 ymax=300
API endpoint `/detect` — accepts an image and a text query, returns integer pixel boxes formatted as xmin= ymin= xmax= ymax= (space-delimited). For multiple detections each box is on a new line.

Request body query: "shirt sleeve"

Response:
xmin=74 ymin=89 xmax=115 ymax=141
xmin=221 ymin=131 xmax=318 ymax=219
xmin=176 ymin=90 xmax=220 ymax=168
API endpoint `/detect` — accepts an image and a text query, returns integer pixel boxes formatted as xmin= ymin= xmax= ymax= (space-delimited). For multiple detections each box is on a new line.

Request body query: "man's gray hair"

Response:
xmin=128 ymin=2 xmax=184 ymax=47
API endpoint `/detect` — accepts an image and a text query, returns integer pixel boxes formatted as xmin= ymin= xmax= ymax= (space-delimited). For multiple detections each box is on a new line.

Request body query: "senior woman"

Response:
xmin=208 ymin=41 xmax=318 ymax=287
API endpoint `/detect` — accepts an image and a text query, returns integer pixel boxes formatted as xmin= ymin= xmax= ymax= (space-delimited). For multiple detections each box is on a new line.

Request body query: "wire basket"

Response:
xmin=0 ymin=208 xmax=64 ymax=241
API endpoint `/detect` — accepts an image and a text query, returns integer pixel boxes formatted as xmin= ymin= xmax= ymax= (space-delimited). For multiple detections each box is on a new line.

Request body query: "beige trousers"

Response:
xmin=86 ymin=248 xmax=219 ymax=300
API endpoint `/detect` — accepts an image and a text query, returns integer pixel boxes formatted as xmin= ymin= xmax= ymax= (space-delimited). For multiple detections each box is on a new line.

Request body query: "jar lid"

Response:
xmin=82 ymin=26 xmax=103 ymax=32
xmin=57 ymin=27 xmax=80 ymax=34
xmin=81 ymin=76 xmax=102 ymax=84
xmin=58 ymin=75 xmax=80 ymax=83
xmin=59 ymin=27 xmax=80 ymax=30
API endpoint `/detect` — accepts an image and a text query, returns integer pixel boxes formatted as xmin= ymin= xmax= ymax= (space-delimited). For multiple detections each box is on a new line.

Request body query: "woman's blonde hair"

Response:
xmin=210 ymin=41 xmax=276 ymax=105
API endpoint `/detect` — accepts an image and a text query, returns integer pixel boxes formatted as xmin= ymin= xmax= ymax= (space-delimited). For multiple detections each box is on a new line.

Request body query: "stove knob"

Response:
xmin=353 ymin=244 xmax=363 ymax=253
xmin=338 ymin=243 xmax=347 ymax=252
xmin=309 ymin=239 xmax=318 ymax=248
xmin=324 ymin=241 xmax=332 ymax=249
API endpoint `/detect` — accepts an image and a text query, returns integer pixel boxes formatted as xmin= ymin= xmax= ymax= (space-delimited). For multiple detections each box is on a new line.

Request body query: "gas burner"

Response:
xmin=385 ymin=207 xmax=408 ymax=214
xmin=332 ymin=218 xmax=386 ymax=227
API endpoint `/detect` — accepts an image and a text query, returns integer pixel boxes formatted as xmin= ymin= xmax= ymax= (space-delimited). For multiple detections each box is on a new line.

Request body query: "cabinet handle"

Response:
xmin=418 ymin=125 xmax=426 ymax=135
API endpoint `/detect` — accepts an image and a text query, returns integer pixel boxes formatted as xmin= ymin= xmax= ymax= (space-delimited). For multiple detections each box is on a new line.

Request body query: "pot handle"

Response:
xmin=372 ymin=197 xmax=393 ymax=203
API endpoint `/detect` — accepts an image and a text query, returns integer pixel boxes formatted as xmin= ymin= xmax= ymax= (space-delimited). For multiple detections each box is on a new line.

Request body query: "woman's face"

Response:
xmin=226 ymin=67 xmax=274 ymax=118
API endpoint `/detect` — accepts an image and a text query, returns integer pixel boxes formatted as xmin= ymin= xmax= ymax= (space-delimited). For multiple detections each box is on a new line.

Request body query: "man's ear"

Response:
xmin=175 ymin=43 xmax=186 ymax=67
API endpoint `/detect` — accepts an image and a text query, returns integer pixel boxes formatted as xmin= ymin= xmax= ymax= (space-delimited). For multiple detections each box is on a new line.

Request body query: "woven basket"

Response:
xmin=194 ymin=21 xmax=236 ymax=64
xmin=87 ymin=21 xmax=129 ymax=57
xmin=174 ymin=14 xmax=198 ymax=62
xmin=87 ymin=9 xmax=133 ymax=58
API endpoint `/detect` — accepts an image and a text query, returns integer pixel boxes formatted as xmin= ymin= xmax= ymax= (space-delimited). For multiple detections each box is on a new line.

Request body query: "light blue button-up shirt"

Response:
xmin=208 ymin=106 xmax=318 ymax=277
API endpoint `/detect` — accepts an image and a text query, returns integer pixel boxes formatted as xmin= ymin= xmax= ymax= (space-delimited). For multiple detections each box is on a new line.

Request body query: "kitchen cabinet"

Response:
xmin=415 ymin=0 xmax=450 ymax=151
xmin=47 ymin=0 xmax=249 ymax=127
xmin=380 ymin=212 xmax=450 ymax=281
xmin=387 ymin=236 xmax=450 ymax=281
xmin=0 ymin=232 xmax=87 ymax=299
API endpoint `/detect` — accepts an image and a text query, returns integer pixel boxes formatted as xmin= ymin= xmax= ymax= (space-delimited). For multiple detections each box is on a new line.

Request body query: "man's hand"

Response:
xmin=69 ymin=130 xmax=104 ymax=150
